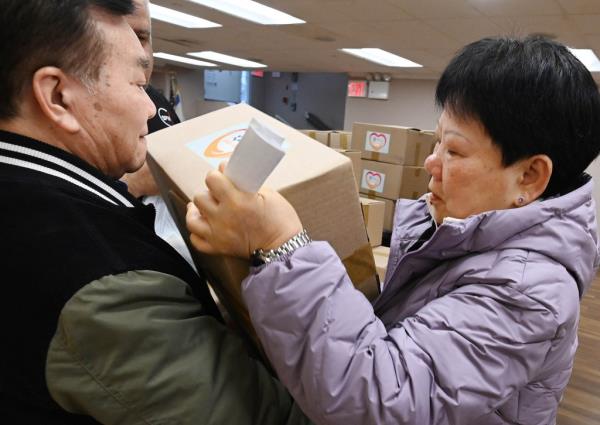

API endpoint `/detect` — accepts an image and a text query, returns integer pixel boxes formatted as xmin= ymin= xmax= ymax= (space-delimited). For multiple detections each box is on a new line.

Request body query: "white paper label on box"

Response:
xmin=186 ymin=123 xmax=249 ymax=168
xmin=361 ymin=169 xmax=386 ymax=193
xmin=365 ymin=131 xmax=390 ymax=154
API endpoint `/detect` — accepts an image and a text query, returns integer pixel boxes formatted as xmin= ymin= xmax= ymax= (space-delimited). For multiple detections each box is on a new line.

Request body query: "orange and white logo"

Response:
xmin=203 ymin=128 xmax=246 ymax=158
xmin=361 ymin=169 xmax=385 ymax=193
xmin=365 ymin=131 xmax=390 ymax=154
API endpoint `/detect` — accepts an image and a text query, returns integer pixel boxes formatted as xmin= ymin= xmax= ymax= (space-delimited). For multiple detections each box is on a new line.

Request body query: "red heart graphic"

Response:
xmin=368 ymin=132 xmax=387 ymax=151
xmin=365 ymin=171 xmax=382 ymax=189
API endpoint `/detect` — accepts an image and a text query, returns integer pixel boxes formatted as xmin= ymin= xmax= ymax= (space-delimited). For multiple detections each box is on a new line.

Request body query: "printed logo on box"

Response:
xmin=186 ymin=123 xmax=249 ymax=168
xmin=361 ymin=169 xmax=385 ymax=193
xmin=365 ymin=131 xmax=390 ymax=154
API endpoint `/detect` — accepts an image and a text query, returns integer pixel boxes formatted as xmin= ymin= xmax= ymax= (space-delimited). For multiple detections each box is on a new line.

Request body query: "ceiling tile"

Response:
xmin=491 ymin=16 xmax=578 ymax=38
xmin=467 ymin=0 xmax=565 ymax=17
xmin=557 ymin=0 xmax=600 ymax=14
xmin=426 ymin=17 xmax=505 ymax=44
xmin=387 ymin=0 xmax=483 ymax=19
xmin=568 ymin=15 xmax=600 ymax=34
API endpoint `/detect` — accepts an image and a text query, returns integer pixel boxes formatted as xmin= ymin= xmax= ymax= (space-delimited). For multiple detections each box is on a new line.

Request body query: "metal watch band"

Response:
xmin=251 ymin=229 xmax=312 ymax=265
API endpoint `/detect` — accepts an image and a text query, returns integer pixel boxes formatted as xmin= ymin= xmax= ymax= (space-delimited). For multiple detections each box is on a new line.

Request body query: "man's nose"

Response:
xmin=144 ymin=90 xmax=157 ymax=120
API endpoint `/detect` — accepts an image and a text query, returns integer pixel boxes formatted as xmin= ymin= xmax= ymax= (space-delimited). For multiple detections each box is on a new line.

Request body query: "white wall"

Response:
xmin=344 ymin=79 xmax=439 ymax=131
xmin=150 ymin=66 xmax=228 ymax=121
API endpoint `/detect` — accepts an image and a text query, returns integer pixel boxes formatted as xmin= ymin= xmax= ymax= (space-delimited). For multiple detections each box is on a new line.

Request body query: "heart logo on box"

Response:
xmin=365 ymin=171 xmax=382 ymax=189
xmin=368 ymin=132 xmax=388 ymax=151
xmin=204 ymin=129 xmax=246 ymax=158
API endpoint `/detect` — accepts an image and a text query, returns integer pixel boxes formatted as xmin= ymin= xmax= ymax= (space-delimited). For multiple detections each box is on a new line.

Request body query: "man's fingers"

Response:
xmin=218 ymin=161 xmax=227 ymax=173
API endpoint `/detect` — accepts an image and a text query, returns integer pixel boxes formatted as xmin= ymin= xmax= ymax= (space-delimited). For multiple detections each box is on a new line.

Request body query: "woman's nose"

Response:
xmin=424 ymin=150 xmax=442 ymax=180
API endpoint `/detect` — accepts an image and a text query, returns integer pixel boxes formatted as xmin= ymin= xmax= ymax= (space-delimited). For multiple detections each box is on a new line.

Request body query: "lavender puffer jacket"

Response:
xmin=242 ymin=178 xmax=599 ymax=425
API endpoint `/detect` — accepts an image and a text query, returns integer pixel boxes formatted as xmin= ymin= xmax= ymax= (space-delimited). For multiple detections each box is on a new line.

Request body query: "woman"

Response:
xmin=187 ymin=36 xmax=600 ymax=424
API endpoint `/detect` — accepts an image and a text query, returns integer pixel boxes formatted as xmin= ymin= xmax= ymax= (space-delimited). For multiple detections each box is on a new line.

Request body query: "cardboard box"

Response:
xmin=299 ymin=129 xmax=330 ymax=145
xmin=329 ymin=131 xmax=352 ymax=150
xmin=147 ymin=104 xmax=379 ymax=355
xmin=359 ymin=159 xmax=430 ymax=201
xmin=363 ymin=195 xmax=396 ymax=231
xmin=335 ymin=149 xmax=361 ymax=189
xmin=352 ymin=123 xmax=436 ymax=166
xmin=381 ymin=197 xmax=396 ymax=231
xmin=360 ymin=197 xmax=385 ymax=247
xmin=372 ymin=246 xmax=390 ymax=284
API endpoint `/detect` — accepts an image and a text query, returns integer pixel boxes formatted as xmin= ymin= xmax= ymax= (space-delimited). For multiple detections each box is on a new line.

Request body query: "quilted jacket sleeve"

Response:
xmin=242 ymin=242 xmax=561 ymax=425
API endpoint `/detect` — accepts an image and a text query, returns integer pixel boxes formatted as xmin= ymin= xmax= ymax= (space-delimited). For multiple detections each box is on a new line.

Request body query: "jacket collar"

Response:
xmin=0 ymin=129 xmax=138 ymax=208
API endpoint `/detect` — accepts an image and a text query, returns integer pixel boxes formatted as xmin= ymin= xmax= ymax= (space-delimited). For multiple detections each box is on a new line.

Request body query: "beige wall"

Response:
xmin=343 ymin=79 xmax=439 ymax=131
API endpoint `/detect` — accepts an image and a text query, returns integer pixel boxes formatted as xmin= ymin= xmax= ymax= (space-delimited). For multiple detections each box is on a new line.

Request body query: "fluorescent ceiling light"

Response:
xmin=568 ymin=48 xmax=600 ymax=72
xmin=153 ymin=52 xmax=217 ymax=67
xmin=149 ymin=3 xmax=221 ymax=28
xmin=340 ymin=48 xmax=422 ymax=68
xmin=188 ymin=51 xmax=267 ymax=68
xmin=186 ymin=0 xmax=305 ymax=25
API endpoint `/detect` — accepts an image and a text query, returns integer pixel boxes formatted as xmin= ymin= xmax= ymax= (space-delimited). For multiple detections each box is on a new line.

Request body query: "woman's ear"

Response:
xmin=515 ymin=154 xmax=553 ymax=206
xmin=31 ymin=67 xmax=81 ymax=133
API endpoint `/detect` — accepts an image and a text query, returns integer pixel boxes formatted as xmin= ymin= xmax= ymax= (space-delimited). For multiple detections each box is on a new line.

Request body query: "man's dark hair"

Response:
xmin=0 ymin=0 xmax=134 ymax=119
xmin=436 ymin=36 xmax=600 ymax=197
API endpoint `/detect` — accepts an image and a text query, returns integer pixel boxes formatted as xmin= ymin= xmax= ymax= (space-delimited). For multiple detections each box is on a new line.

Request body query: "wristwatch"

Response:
xmin=251 ymin=229 xmax=312 ymax=266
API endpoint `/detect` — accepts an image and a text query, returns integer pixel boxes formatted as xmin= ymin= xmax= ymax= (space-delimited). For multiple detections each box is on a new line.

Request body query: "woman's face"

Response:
xmin=424 ymin=110 xmax=523 ymax=224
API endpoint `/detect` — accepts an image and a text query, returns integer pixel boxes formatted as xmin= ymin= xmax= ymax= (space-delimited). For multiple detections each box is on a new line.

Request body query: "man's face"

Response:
xmin=127 ymin=0 xmax=153 ymax=82
xmin=68 ymin=14 xmax=156 ymax=178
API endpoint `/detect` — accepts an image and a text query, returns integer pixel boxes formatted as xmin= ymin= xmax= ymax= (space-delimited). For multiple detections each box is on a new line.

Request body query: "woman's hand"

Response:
xmin=186 ymin=166 xmax=303 ymax=259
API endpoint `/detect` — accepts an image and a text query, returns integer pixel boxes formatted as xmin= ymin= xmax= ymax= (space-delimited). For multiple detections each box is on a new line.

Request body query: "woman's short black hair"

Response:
xmin=436 ymin=36 xmax=600 ymax=197
xmin=0 ymin=0 xmax=134 ymax=120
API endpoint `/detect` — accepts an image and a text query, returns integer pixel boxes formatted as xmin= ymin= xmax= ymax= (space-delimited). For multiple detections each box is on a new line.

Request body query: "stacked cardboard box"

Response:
xmin=372 ymin=246 xmax=390 ymax=283
xmin=299 ymin=129 xmax=331 ymax=145
xmin=329 ymin=131 xmax=352 ymax=150
xmin=352 ymin=123 xmax=436 ymax=231
xmin=359 ymin=197 xmax=385 ymax=247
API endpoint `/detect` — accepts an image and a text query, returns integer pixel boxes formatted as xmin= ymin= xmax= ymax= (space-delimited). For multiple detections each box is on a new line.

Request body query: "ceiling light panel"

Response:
xmin=153 ymin=52 xmax=217 ymax=67
xmin=188 ymin=51 xmax=267 ymax=68
xmin=569 ymin=48 xmax=600 ymax=72
xmin=149 ymin=3 xmax=221 ymax=28
xmin=340 ymin=48 xmax=422 ymax=68
xmin=186 ymin=0 xmax=305 ymax=25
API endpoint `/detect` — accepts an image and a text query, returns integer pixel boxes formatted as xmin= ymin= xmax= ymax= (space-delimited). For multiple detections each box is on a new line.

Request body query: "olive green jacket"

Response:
xmin=46 ymin=270 xmax=311 ymax=425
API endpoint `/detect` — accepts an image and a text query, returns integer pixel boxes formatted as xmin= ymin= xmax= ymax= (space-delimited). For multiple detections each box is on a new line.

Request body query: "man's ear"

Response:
xmin=31 ymin=67 xmax=81 ymax=133
xmin=515 ymin=154 xmax=553 ymax=206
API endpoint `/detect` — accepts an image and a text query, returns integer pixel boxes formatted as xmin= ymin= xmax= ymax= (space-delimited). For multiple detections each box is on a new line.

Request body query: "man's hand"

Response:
xmin=186 ymin=166 xmax=302 ymax=259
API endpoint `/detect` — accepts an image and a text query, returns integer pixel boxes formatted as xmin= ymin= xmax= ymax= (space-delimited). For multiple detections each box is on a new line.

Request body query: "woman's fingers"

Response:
xmin=192 ymin=190 xmax=218 ymax=217
xmin=204 ymin=169 xmax=237 ymax=203
xmin=189 ymin=233 xmax=218 ymax=255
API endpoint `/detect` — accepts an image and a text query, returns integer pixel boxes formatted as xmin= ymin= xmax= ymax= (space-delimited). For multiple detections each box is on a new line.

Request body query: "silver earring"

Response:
xmin=517 ymin=196 xmax=525 ymax=206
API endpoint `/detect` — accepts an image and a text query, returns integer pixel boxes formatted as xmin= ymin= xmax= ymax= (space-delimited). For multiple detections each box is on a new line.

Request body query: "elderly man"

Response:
xmin=0 ymin=1 xmax=309 ymax=424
